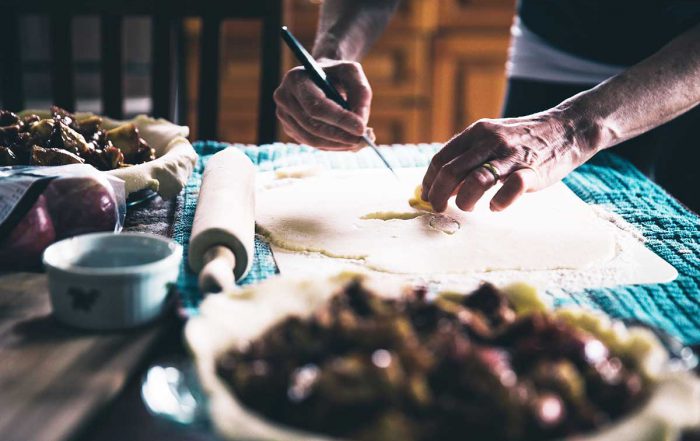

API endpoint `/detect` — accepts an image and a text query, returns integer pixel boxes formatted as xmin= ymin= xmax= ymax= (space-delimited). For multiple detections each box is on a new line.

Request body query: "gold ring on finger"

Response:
xmin=481 ymin=162 xmax=501 ymax=183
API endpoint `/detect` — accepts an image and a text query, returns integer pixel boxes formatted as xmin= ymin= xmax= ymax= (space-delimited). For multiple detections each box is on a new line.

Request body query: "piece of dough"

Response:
xmin=274 ymin=165 xmax=324 ymax=179
xmin=256 ymin=168 xmax=616 ymax=275
xmin=107 ymin=136 xmax=196 ymax=198
xmin=408 ymin=184 xmax=434 ymax=212
xmin=105 ymin=115 xmax=196 ymax=197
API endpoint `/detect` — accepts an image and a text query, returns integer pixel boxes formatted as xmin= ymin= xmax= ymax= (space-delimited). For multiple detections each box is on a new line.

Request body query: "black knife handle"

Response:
xmin=280 ymin=26 xmax=351 ymax=111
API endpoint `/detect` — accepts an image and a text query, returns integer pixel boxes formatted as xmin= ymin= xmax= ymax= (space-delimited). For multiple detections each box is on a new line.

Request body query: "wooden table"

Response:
xmin=3 ymin=194 xmax=700 ymax=441
xmin=0 ymin=196 xmax=181 ymax=441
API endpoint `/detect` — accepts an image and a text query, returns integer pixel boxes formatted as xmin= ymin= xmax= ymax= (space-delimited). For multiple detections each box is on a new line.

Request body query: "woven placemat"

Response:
xmin=173 ymin=142 xmax=700 ymax=344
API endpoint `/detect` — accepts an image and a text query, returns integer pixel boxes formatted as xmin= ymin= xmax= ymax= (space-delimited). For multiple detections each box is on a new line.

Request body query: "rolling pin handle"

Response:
xmin=198 ymin=245 xmax=237 ymax=294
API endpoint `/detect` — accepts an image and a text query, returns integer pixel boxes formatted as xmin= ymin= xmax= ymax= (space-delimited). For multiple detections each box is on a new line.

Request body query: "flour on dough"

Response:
xmin=256 ymin=168 xmax=616 ymax=275
xmin=274 ymin=164 xmax=324 ymax=180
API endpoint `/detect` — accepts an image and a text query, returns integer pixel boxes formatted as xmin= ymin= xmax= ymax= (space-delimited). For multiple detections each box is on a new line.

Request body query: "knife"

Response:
xmin=280 ymin=26 xmax=399 ymax=179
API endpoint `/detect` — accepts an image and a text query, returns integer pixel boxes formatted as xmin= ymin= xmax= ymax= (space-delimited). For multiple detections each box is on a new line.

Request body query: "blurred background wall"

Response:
xmin=21 ymin=15 xmax=152 ymax=115
xmin=186 ymin=0 xmax=515 ymax=144
xmin=18 ymin=0 xmax=515 ymax=144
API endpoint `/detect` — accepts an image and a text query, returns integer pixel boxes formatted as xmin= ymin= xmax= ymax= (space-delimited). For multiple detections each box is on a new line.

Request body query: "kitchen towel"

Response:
xmin=174 ymin=142 xmax=700 ymax=344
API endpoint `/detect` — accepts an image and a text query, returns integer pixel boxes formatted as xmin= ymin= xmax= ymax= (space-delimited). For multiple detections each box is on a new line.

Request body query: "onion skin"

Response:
xmin=0 ymin=194 xmax=56 ymax=270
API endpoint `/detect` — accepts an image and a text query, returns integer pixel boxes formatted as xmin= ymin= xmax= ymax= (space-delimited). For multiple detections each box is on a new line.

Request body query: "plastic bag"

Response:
xmin=0 ymin=164 xmax=126 ymax=270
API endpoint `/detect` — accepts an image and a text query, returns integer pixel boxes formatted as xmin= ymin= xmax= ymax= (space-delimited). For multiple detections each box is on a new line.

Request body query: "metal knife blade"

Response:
xmin=363 ymin=134 xmax=399 ymax=179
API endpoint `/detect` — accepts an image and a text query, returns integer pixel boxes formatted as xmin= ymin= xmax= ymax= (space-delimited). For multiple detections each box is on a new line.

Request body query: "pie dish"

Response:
xmin=9 ymin=108 xmax=197 ymax=198
xmin=186 ymin=273 xmax=700 ymax=441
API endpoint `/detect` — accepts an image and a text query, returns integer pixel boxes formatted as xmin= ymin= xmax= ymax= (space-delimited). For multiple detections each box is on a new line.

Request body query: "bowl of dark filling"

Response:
xmin=212 ymin=279 xmax=657 ymax=441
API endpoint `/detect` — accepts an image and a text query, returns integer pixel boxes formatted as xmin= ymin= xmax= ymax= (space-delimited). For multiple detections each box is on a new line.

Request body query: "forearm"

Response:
xmin=312 ymin=0 xmax=399 ymax=61
xmin=557 ymin=24 xmax=700 ymax=152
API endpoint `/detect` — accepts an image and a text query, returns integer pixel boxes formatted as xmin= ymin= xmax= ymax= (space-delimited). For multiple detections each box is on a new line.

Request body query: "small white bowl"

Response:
xmin=43 ymin=232 xmax=182 ymax=330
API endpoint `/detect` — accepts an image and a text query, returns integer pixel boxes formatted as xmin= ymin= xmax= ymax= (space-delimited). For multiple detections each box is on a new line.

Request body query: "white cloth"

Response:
xmin=507 ymin=17 xmax=627 ymax=86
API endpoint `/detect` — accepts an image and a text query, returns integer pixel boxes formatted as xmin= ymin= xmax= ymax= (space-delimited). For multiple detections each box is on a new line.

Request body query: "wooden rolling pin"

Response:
xmin=188 ymin=148 xmax=255 ymax=294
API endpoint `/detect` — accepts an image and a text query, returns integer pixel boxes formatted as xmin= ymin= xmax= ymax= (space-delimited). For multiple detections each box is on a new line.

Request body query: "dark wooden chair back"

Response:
xmin=0 ymin=0 xmax=282 ymax=143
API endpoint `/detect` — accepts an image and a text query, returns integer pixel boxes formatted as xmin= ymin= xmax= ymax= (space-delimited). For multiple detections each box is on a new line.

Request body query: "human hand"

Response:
xmin=274 ymin=59 xmax=373 ymax=150
xmin=422 ymin=111 xmax=597 ymax=212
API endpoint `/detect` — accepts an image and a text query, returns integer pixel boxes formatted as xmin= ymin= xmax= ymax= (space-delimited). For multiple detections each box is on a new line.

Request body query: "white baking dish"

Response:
xmin=43 ymin=232 xmax=182 ymax=330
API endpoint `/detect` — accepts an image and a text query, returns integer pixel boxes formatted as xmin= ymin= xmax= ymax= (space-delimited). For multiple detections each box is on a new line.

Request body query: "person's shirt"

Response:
xmin=508 ymin=0 xmax=700 ymax=85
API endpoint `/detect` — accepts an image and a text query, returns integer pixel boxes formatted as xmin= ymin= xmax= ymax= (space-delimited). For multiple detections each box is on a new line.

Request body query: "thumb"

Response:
xmin=328 ymin=64 xmax=372 ymax=124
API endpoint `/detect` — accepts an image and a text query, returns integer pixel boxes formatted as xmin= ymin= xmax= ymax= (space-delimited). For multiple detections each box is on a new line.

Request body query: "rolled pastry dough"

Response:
xmin=256 ymin=169 xmax=616 ymax=275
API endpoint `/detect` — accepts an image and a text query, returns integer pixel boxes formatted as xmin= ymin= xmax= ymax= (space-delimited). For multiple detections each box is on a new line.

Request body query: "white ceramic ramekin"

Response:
xmin=43 ymin=232 xmax=182 ymax=330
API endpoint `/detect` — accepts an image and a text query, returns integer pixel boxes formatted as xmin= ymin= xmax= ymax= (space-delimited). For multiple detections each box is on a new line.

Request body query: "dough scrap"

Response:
xmin=360 ymin=211 xmax=423 ymax=221
xmin=274 ymin=165 xmax=324 ymax=180
xmin=256 ymin=169 xmax=616 ymax=275
xmin=408 ymin=184 xmax=434 ymax=211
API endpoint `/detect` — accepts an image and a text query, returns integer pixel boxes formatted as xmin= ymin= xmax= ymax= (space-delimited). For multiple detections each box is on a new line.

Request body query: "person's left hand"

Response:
xmin=422 ymin=110 xmax=598 ymax=212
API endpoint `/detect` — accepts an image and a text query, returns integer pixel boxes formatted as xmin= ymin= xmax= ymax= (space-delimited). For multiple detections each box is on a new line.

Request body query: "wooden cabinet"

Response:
xmin=185 ymin=0 xmax=514 ymax=145
xmin=438 ymin=0 xmax=516 ymax=29
xmin=431 ymin=33 xmax=510 ymax=142
xmin=431 ymin=0 xmax=513 ymax=141
xmin=277 ymin=0 xmax=435 ymax=145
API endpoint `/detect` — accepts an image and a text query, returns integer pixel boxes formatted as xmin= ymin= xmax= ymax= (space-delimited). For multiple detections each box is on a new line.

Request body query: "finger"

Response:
xmin=277 ymin=108 xmax=356 ymax=150
xmin=454 ymin=164 xmax=501 ymax=212
xmin=489 ymin=168 xmax=540 ymax=211
xmin=422 ymin=128 xmax=494 ymax=200
xmin=280 ymin=95 xmax=365 ymax=145
xmin=425 ymin=147 xmax=494 ymax=212
xmin=294 ymin=80 xmax=366 ymax=136
xmin=328 ymin=63 xmax=372 ymax=123
xmin=421 ymin=138 xmax=468 ymax=199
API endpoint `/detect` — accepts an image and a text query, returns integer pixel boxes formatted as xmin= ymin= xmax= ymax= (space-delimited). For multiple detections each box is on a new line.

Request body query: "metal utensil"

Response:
xmin=141 ymin=360 xmax=209 ymax=427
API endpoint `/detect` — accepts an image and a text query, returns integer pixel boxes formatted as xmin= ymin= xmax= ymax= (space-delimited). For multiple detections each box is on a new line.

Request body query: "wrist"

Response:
xmin=312 ymin=33 xmax=349 ymax=61
xmin=555 ymin=101 xmax=611 ymax=155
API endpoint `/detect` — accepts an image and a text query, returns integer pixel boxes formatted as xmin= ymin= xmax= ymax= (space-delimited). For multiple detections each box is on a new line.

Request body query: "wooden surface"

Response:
xmin=0 ymin=197 xmax=179 ymax=441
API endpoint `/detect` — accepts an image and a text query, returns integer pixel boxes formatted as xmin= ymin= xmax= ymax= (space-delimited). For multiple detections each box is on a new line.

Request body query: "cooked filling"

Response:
xmin=216 ymin=281 xmax=649 ymax=441
xmin=0 ymin=106 xmax=154 ymax=170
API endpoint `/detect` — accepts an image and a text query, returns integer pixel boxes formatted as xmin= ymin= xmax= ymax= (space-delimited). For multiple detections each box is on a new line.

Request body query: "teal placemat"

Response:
xmin=174 ymin=142 xmax=700 ymax=344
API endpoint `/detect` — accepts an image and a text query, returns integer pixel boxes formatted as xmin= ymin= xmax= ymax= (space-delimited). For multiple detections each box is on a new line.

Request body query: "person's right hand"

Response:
xmin=274 ymin=59 xmax=373 ymax=151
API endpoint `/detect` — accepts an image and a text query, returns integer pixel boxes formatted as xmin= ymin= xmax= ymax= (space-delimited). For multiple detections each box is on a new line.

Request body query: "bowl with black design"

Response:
xmin=43 ymin=232 xmax=181 ymax=330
